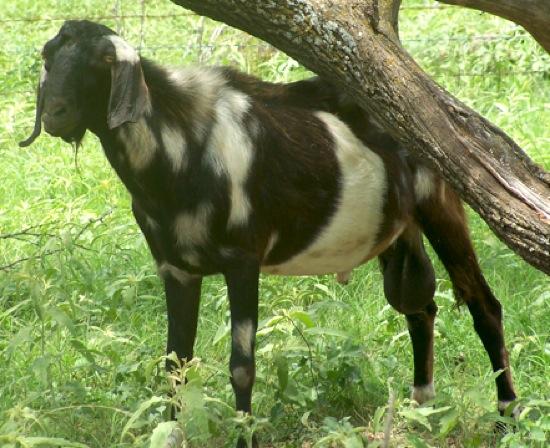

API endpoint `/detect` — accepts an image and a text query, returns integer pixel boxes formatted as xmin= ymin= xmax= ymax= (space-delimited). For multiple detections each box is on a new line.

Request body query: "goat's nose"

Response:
xmin=44 ymin=97 xmax=69 ymax=119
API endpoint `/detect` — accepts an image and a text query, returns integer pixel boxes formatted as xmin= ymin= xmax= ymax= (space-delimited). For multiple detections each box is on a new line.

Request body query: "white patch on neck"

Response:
xmin=117 ymin=117 xmax=157 ymax=171
xmin=161 ymin=122 xmax=187 ymax=172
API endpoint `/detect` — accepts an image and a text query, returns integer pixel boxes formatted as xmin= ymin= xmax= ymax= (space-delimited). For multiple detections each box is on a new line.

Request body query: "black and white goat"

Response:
xmin=21 ymin=20 xmax=518 ymax=446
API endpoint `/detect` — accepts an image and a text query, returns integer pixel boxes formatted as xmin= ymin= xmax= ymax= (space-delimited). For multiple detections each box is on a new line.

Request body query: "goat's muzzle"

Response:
xmin=41 ymin=96 xmax=82 ymax=140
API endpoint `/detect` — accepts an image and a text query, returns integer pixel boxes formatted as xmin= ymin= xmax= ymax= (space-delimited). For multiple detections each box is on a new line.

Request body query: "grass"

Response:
xmin=1 ymin=0 xmax=549 ymax=447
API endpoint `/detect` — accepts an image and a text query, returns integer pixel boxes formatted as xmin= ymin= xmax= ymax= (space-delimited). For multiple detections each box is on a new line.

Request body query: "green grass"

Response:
xmin=1 ymin=0 xmax=549 ymax=447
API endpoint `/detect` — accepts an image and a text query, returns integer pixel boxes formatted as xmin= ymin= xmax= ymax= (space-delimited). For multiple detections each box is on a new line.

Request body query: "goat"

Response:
xmin=21 ymin=20 xmax=517 ymax=447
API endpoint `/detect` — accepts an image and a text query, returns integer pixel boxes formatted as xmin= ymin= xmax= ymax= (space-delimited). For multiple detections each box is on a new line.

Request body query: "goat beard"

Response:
xmin=60 ymin=125 xmax=86 ymax=146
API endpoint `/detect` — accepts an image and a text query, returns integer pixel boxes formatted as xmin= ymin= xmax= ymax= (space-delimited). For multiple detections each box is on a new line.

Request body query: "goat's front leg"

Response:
xmin=163 ymin=272 xmax=203 ymax=375
xmin=224 ymin=258 xmax=260 ymax=448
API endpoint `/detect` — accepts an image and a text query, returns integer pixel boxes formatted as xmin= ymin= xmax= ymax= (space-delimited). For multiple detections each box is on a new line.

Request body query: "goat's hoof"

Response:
xmin=236 ymin=434 xmax=259 ymax=448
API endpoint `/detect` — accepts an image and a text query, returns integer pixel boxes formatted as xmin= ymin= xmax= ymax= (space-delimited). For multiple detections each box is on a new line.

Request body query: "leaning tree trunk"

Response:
xmin=170 ymin=0 xmax=550 ymax=274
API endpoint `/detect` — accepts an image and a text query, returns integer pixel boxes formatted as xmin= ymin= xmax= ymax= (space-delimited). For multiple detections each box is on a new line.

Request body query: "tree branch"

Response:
xmin=170 ymin=0 xmax=550 ymax=274
xmin=438 ymin=0 xmax=550 ymax=53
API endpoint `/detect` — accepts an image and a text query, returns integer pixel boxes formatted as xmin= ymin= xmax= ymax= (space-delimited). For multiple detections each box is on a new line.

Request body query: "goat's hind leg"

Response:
xmin=407 ymin=301 xmax=438 ymax=405
xmin=416 ymin=186 xmax=517 ymax=414
xmin=379 ymin=225 xmax=437 ymax=405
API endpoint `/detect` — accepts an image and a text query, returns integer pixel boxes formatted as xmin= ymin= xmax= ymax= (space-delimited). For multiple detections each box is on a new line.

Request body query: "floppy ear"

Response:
xmin=107 ymin=37 xmax=149 ymax=129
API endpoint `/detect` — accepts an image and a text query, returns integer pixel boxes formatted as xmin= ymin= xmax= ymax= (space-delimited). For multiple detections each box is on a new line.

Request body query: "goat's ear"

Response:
xmin=107 ymin=37 xmax=149 ymax=129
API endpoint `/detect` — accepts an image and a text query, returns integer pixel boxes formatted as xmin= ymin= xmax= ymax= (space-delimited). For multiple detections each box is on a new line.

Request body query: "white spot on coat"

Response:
xmin=161 ymin=122 xmax=187 ymax=172
xmin=158 ymin=262 xmax=196 ymax=284
xmin=231 ymin=366 xmax=253 ymax=389
xmin=166 ymin=67 xmax=224 ymax=142
xmin=173 ymin=203 xmax=213 ymax=247
xmin=262 ymin=111 xmax=388 ymax=276
xmin=145 ymin=215 xmax=159 ymax=231
xmin=117 ymin=116 xmax=157 ymax=171
xmin=414 ymin=165 xmax=436 ymax=202
xmin=263 ymin=232 xmax=279 ymax=260
xmin=205 ymin=88 xmax=253 ymax=228
xmin=232 ymin=318 xmax=255 ymax=358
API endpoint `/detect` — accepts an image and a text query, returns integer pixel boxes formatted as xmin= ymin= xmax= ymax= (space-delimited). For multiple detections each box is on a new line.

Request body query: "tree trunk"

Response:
xmin=170 ymin=0 xmax=550 ymax=274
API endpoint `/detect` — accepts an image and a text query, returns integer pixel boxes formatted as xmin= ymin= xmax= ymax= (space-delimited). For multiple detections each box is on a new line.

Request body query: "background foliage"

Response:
xmin=0 ymin=0 xmax=548 ymax=446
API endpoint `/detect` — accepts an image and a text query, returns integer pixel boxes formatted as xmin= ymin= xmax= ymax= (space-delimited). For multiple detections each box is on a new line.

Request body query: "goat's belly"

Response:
xmin=260 ymin=220 xmax=401 ymax=277
xmin=262 ymin=111 xmax=398 ymax=277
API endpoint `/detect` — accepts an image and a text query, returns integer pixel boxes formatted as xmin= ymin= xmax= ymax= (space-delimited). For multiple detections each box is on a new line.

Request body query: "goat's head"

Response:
xmin=20 ymin=20 xmax=149 ymax=147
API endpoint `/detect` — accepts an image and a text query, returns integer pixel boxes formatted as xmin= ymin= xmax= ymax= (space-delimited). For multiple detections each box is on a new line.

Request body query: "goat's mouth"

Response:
xmin=43 ymin=116 xmax=86 ymax=144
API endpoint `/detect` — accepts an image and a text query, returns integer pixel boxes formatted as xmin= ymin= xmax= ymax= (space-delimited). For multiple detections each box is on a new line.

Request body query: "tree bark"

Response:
xmin=170 ymin=0 xmax=550 ymax=274
xmin=439 ymin=0 xmax=550 ymax=54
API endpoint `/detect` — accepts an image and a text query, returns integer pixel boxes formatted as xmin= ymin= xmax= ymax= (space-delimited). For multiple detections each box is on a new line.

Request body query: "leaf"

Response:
xmin=16 ymin=437 xmax=89 ymax=447
xmin=70 ymin=339 xmax=98 ymax=364
xmin=438 ymin=408 xmax=459 ymax=437
xmin=343 ymin=436 xmax=363 ymax=448
xmin=46 ymin=307 xmax=76 ymax=335
xmin=304 ymin=327 xmax=350 ymax=338
xmin=405 ymin=433 xmax=434 ymax=448
xmin=32 ymin=355 xmax=51 ymax=386
xmin=464 ymin=369 xmax=504 ymax=398
xmin=120 ymin=396 xmax=164 ymax=442
xmin=289 ymin=310 xmax=315 ymax=328
xmin=6 ymin=326 xmax=33 ymax=360
xmin=274 ymin=353 xmax=288 ymax=392
xmin=400 ymin=408 xmax=432 ymax=431
xmin=148 ymin=421 xmax=180 ymax=448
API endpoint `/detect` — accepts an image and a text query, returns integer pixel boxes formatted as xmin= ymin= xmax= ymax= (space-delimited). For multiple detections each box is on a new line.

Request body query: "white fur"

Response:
xmin=107 ymin=35 xmax=140 ymax=64
xmin=232 ymin=318 xmax=255 ymax=358
xmin=205 ymin=88 xmax=254 ymax=227
xmin=145 ymin=215 xmax=159 ymax=231
xmin=263 ymin=232 xmax=279 ymax=260
xmin=118 ymin=117 xmax=157 ymax=171
xmin=166 ymin=67 xmax=224 ymax=141
xmin=231 ymin=366 xmax=253 ymax=389
xmin=262 ymin=111 xmax=389 ymax=276
xmin=158 ymin=262 xmax=196 ymax=284
xmin=411 ymin=382 xmax=436 ymax=405
xmin=414 ymin=165 xmax=436 ymax=202
xmin=161 ymin=122 xmax=187 ymax=172
xmin=173 ymin=203 xmax=213 ymax=247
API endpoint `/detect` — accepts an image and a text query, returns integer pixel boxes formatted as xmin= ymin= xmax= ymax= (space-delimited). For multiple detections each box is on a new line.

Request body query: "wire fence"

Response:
xmin=2 ymin=1 xmax=548 ymax=83
xmin=1 ymin=0 xmax=548 ymax=150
